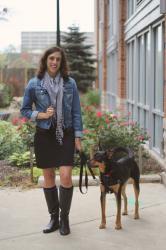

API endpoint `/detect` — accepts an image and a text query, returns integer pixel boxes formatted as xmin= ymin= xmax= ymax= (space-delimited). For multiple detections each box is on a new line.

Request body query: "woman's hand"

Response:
xmin=46 ymin=106 xmax=54 ymax=118
xmin=75 ymin=138 xmax=82 ymax=152
xmin=37 ymin=106 xmax=55 ymax=120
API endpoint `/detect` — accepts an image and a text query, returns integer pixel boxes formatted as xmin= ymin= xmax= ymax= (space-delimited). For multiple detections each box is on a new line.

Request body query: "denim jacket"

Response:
xmin=20 ymin=76 xmax=83 ymax=137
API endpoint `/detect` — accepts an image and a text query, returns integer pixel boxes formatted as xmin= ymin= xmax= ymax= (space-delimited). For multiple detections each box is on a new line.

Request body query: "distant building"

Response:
xmin=95 ymin=0 xmax=166 ymax=166
xmin=21 ymin=31 xmax=95 ymax=54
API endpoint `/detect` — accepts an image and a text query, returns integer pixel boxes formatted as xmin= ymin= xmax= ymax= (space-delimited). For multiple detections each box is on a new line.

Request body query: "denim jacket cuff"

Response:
xmin=31 ymin=111 xmax=39 ymax=121
xmin=75 ymin=131 xmax=83 ymax=138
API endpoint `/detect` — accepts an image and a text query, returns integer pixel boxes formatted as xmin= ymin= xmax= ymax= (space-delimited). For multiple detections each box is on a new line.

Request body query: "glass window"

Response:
xmin=153 ymin=24 xmax=164 ymax=151
xmin=108 ymin=0 xmax=118 ymax=38
xmin=127 ymin=41 xmax=134 ymax=101
xmin=127 ymin=41 xmax=135 ymax=121
xmin=145 ymin=32 xmax=150 ymax=105
xmin=153 ymin=115 xmax=162 ymax=151
xmin=154 ymin=25 xmax=164 ymax=111
xmin=138 ymin=35 xmax=145 ymax=104
xmin=136 ymin=32 xmax=150 ymax=131
xmin=127 ymin=0 xmax=136 ymax=18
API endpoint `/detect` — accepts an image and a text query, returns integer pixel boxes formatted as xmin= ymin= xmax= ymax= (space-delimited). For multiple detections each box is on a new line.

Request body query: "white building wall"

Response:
xmin=125 ymin=0 xmax=165 ymax=156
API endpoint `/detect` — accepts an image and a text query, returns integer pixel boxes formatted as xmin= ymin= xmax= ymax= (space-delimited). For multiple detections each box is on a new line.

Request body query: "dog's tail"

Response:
xmin=131 ymin=160 xmax=140 ymax=192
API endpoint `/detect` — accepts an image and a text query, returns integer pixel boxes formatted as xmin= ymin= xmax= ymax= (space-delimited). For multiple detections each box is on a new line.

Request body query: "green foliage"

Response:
xmin=81 ymin=90 xmax=100 ymax=107
xmin=0 ymin=121 xmax=25 ymax=160
xmin=18 ymin=120 xmax=36 ymax=147
xmin=0 ymin=53 xmax=7 ymax=68
xmin=0 ymin=118 xmax=36 ymax=161
xmin=31 ymin=167 xmax=42 ymax=179
xmin=0 ymin=82 xmax=12 ymax=107
xmin=9 ymin=151 xmax=36 ymax=167
xmin=62 ymin=25 xmax=96 ymax=92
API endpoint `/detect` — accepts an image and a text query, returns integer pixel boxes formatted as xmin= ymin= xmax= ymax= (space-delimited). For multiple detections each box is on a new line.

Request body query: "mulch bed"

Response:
xmin=0 ymin=160 xmax=37 ymax=189
xmin=0 ymin=153 xmax=163 ymax=189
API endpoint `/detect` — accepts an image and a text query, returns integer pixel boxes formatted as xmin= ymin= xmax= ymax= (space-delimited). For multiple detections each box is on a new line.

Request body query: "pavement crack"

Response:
xmin=0 ymin=231 xmax=42 ymax=242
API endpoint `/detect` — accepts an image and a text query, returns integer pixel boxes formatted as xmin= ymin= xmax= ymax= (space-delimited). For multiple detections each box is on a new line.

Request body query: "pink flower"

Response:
xmin=105 ymin=118 xmax=110 ymax=124
xmin=96 ymin=111 xmax=102 ymax=117
xmin=20 ymin=117 xmax=28 ymax=123
xmin=11 ymin=117 xmax=28 ymax=126
xmin=11 ymin=117 xmax=19 ymax=125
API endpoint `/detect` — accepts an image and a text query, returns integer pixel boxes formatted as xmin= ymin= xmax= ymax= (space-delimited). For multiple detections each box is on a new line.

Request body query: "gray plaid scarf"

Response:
xmin=43 ymin=72 xmax=64 ymax=144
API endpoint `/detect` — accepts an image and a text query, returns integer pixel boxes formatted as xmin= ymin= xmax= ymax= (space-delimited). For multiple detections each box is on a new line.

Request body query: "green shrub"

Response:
xmin=0 ymin=83 xmax=12 ymax=107
xmin=0 ymin=121 xmax=25 ymax=160
xmin=9 ymin=151 xmax=36 ymax=167
xmin=18 ymin=120 xmax=35 ymax=147
xmin=81 ymin=90 xmax=100 ymax=107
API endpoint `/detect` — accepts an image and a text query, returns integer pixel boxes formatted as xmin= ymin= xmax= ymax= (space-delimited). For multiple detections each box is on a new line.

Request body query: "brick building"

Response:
xmin=95 ymin=0 xmax=166 ymax=166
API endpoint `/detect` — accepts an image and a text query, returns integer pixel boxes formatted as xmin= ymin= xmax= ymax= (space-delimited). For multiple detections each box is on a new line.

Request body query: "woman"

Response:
xmin=20 ymin=46 xmax=83 ymax=236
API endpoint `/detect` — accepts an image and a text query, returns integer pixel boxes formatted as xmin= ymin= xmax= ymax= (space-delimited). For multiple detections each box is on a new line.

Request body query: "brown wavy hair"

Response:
xmin=37 ymin=46 xmax=69 ymax=79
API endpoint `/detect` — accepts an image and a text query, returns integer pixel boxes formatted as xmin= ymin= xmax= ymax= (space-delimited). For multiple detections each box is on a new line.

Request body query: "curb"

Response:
xmin=160 ymin=172 xmax=166 ymax=187
xmin=38 ymin=174 xmax=162 ymax=188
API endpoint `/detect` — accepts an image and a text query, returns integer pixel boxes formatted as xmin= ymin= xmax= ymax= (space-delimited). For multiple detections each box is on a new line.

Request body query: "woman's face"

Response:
xmin=46 ymin=51 xmax=62 ymax=77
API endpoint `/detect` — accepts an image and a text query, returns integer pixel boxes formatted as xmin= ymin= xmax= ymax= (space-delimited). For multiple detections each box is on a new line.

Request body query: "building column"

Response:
xmin=95 ymin=0 xmax=99 ymax=89
xmin=117 ymin=0 xmax=127 ymax=110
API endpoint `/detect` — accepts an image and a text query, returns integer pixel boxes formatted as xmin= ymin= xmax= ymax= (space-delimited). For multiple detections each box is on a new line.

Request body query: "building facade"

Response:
xmin=95 ymin=0 xmax=166 ymax=165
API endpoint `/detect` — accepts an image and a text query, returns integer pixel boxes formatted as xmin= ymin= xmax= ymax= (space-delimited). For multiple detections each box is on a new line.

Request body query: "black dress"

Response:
xmin=34 ymin=126 xmax=75 ymax=169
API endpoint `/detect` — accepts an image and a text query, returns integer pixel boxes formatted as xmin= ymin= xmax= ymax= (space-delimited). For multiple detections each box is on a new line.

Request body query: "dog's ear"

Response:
xmin=94 ymin=151 xmax=106 ymax=162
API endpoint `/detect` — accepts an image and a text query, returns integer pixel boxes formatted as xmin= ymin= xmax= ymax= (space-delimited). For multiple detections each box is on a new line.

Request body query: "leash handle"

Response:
xmin=78 ymin=151 xmax=88 ymax=194
xmin=78 ymin=151 xmax=98 ymax=194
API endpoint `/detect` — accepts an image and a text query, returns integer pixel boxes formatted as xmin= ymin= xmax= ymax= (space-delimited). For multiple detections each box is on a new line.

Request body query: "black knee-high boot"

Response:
xmin=59 ymin=185 xmax=73 ymax=236
xmin=43 ymin=186 xmax=59 ymax=233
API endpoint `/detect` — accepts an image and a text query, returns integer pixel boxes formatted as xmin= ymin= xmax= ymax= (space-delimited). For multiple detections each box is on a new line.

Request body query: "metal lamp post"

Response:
xmin=56 ymin=0 xmax=60 ymax=46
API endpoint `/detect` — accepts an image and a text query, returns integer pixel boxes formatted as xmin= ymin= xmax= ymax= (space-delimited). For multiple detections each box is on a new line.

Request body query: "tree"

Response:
xmin=62 ymin=25 xmax=96 ymax=92
xmin=0 ymin=53 xmax=7 ymax=68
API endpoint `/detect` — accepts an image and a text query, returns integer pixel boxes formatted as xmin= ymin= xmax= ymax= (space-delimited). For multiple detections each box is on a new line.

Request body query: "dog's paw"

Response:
xmin=122 ymin=211 xmax=128 ymax=216
xmin=115 ymin=224 xmax=122 ymax=230
xmin=134 ymin=214 xmax=140 ymax=220
xmin=99 ymin=224 xmax=106 ymax=229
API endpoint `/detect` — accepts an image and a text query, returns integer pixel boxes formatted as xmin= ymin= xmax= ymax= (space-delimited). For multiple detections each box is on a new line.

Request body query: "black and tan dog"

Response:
xmin=88 ymin=147 xmax=140 ymax=230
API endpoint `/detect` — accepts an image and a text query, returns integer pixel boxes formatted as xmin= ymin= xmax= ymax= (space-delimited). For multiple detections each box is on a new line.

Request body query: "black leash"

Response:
xmin=78 ymin=151 xmax=99 ymax=194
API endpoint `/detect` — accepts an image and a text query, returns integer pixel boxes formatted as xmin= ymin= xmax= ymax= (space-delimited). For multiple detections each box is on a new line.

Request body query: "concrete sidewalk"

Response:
xmin=0 ymin=183 xmax=166 ymax=250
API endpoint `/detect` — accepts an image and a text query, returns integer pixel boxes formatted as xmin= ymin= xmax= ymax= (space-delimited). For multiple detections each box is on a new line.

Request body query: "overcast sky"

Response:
xmin=0 ymin=0 xmax=94 ymax=51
